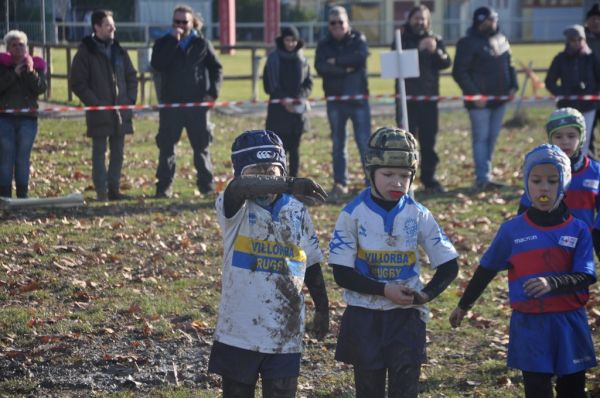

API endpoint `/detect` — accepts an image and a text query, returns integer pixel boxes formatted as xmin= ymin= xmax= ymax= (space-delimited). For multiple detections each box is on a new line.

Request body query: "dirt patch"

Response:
xmin=0 ymin=329 xmax=221 ymax=396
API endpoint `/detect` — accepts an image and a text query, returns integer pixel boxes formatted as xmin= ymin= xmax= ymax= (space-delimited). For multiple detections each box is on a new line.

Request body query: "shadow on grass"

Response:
xmin=0 ymin=197 xmax=216 ymax=221
xmin=420 ymin=363 xmax=523 ymax=394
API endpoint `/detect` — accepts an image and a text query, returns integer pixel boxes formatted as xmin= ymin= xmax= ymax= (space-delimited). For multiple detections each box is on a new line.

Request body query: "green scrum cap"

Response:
xmin=545 ymin=107 xmax=586 ymax=152
xmin=365 ymin=127 xmax=419 ymax=180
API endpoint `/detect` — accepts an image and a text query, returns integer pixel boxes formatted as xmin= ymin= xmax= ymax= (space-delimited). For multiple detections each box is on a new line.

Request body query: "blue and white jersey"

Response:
xmin=214 ymin=192 xmax=323 ymax=354
xmin=329 ymin=189 xmax=458 ymax=321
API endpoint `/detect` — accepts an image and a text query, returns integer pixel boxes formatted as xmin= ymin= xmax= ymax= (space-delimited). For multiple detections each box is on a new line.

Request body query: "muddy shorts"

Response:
xmin=335 ymin=306 xmax=426 ymax=370
xmin=208 ymin=341 xmax=301 ymax=384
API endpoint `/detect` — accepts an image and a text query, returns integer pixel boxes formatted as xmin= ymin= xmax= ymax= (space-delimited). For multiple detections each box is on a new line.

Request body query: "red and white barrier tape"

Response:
xmin=0 ymin=94 xmax=597 ymax=114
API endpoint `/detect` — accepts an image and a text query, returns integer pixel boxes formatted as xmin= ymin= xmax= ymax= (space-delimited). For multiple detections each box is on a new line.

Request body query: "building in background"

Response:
xmin=0 ymin=0 xmax=596 ymax=45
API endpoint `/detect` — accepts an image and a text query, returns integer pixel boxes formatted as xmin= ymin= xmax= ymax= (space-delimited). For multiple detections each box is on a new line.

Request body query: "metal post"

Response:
xmin=41 ymin=0 xmax=47 ymax=45
xmin=395 ymin=29 xmax=409 ymax=131
xmin=251 ymin=47 xmax=261 ymax=101
xmin=5 ymin=0 xmax=8 ymax=34
xmin=66 ymin=46 xmax=72 ymax=102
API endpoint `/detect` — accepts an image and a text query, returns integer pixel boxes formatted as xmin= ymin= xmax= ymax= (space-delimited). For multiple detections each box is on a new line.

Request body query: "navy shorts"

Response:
xmin=208 ymin=341 xmax=301 ymax=385
xmin=335 ymin=306 xmax=426 ymax=370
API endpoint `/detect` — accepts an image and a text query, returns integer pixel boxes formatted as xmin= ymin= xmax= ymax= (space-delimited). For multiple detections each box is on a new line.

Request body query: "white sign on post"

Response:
xmin=379 ymin=29 xmax=421 ymax=132
xmin=380 ymin=49 xmax=420 ymax=79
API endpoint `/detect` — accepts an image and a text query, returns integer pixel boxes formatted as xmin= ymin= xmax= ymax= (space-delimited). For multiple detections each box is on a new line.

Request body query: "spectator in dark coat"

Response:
xmin=151 ymin=5 xmax=223 ymax=198
xmin=315 ymin=5 xmax=371 ymax=199
xmin=71 ymin=9 xmax=138 ymax=201
xmin=452 ymin=6 xmax=518 ymax=191
xmin=545 ymin=24 xmax=600 ymax=157
xmin=584 ymin=3 xmax=600 ymax=155
xmin=393 ymin=5 xmax=451 ymax=193
xmin=0 ymin=30 xmax=46 ymax=198
xmin=263 ymin=26 xmax=312 ymax=177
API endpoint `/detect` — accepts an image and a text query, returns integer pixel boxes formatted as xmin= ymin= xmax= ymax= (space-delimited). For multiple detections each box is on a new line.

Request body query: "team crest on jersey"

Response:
xmin=558 ymin=235 xmax=578 ymax=248
xmin=404 ymin=218 xmax=418 ymax=237
xmin=583 ymin=179 xmax=599 ymax=190
xmin=249 ymin=212 xmax=257 ymax=225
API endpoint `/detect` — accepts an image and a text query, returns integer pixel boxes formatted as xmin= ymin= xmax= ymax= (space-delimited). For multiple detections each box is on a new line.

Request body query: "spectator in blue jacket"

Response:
xmin=315 ymin=6 xmax=371 ymax=200
xmin=452 ymin=6 xmax=518 ymax=191
xmin=545 ymin=24 xmax=600 ymax=157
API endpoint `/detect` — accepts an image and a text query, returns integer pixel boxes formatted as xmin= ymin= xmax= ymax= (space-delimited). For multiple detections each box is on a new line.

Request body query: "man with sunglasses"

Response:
xmin=151 ymin=5 xmax=223 ymax=198
xmin=315 ymin=6 xmax=371 ymax=201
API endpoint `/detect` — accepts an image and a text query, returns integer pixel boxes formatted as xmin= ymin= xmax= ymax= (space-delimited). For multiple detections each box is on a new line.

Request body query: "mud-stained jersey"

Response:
xmin=214 ymin=192 xmax=323 ymax=354
xmin=328 ymin=188 xmax=458 ymax=321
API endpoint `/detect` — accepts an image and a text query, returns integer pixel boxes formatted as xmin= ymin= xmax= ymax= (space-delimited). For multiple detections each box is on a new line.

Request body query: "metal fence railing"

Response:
xmin=0 ymin=15 xmax=588 ymax=46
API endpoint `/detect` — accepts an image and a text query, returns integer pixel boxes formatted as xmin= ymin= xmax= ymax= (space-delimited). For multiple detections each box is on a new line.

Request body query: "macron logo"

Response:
xmin=514 ymin=235 xmax=538 ymax=244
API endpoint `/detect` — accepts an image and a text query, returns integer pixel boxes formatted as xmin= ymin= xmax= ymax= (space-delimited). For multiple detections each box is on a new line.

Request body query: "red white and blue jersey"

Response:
xmin=520 ymin=156 xmax=600 ymax=228
xmin=481 ymin=213 xmax=595 ymax=313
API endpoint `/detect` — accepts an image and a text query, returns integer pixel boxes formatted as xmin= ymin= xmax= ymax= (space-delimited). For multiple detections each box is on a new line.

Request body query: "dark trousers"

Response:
xmin=266 ymin=104 xmax=305 ymax=177
xmin=155 ymin=108 xmax=213 ymax=192
xmin=92 ymin=134 xmax=124 ymax=196
xmin=522 ymin=370 xmax=587 ymax=398
xmin=354 ymin=365 xmax=421 ymax=398
xmin=396 ymin=100 xmax=440 ymax=187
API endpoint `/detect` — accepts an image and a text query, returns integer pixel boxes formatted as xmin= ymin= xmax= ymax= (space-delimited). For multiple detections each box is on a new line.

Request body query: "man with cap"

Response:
xmin=263 ymin=25 xmax=313 ymax=177
xmin=545 ymin=23 xmax=600 ymax=157
xmin=452 ymin=6 xmax=518 ymax=191
xmin=585 ymin=3 xmax=600 ymax=155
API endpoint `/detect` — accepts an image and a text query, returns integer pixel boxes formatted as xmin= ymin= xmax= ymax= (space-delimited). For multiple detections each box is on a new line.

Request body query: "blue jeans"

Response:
xmin=0 ymin=116 xmax=38 ymax=197
xmin=326 ymin=100 xmax=371 ymax=186
xmin=468 ymin=105 xmax=507 ymax=185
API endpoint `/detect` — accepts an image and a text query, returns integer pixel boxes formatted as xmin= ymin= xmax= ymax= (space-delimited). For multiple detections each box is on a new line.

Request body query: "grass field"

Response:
xmin=34 ymin=42 xmax=563 ymax=104
xmin=1 ymin=102 xmax=600 ymax=397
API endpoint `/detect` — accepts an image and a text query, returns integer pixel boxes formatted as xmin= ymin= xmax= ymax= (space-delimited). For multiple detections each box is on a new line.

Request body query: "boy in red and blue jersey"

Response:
xmin=451 ymin=144 xmax=597 ymax=398
xmin=519 ymin=108 xmax=600 ymax=255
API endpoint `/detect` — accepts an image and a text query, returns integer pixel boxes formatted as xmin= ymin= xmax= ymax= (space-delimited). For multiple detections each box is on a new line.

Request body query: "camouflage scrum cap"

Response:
xmin=365 ymin=127 xmax=419 ymax=172
xmin=546 ymin=107 xmax=586 ymax=152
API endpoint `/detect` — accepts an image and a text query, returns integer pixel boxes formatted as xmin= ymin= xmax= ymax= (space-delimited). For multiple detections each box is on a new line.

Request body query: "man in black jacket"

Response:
xmin=315 ymin=6 xmax=371 ymax=199
xmin=71 ymin=9 xmax=138 ymax=202
xmin=393 ymin=5 xmax=451 ymax=193
xmin=151 ymin=5 xmax=223 ymax=198
xmin=452 ymin=6 xmax=517 ymax=191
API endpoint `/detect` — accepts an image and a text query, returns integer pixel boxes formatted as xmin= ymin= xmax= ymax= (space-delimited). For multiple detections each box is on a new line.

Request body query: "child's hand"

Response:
xmin=523 ymin=277 xmax=551 ymax=298
xmin=384 ymin=284 xmax=415 ymax=305
xmin=311 ymin=310 xmax=329 ymax=340
xmin=289 ymin=178 xmax=327 ymax=204
xmin=449 ymin=307 xmax=467 ymax=328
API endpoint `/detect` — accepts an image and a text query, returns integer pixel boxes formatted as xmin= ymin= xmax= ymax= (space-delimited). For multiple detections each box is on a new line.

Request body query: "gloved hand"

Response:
xmin=311 ymin=310 xmax=329 ymax=340
xmin=412 ymin=291 xmax=430 ymax=305
xmin=289 ymin=178 xmax=328 ymax=204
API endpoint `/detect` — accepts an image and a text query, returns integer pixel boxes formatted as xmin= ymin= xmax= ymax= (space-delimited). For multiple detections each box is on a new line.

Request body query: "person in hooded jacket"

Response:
xmin=452 ymin=6 xmax=518 ymax=191
xmin=263 ymin=26 xmax=312 ymax=177
xmin=545 ymin=24 xmax=600 ymax=157
xmin=70 ymin=9 xmax=138 ymax=201
xmin=392 ymin=5 xmax=451 ymax=193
